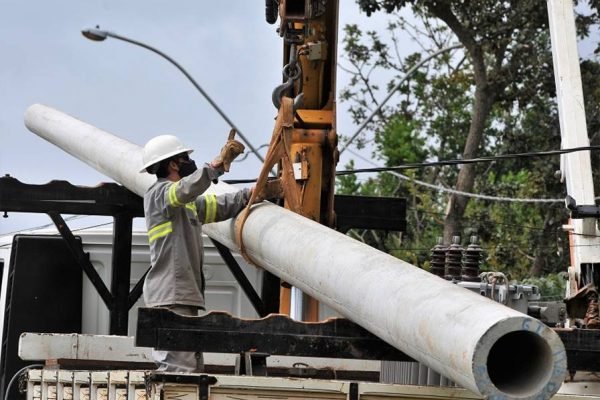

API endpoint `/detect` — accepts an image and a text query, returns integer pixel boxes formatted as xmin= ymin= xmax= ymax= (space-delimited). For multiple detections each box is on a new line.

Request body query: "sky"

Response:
xmin=0 ymin=1 xmax=595 ymax=238
xmin=0 ymin=0 xmax=398 ymax=236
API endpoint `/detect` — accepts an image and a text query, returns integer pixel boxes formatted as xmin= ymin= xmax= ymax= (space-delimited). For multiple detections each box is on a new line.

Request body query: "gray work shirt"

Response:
xmin=143 ymin=164 xmax=250 ymax=308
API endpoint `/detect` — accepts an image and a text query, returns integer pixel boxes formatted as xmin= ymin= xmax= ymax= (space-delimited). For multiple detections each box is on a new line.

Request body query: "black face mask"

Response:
xmin=178 ymin=159 xmax=198 ymax=178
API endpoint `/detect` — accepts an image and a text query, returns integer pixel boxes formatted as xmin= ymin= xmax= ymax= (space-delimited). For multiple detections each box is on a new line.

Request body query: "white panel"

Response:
xmin=80 ymin=259 xmax=110 ymax=335
xmin=204 ymin=283 xmax=239 ymax=314
xmin=19 ymin=333 xmax=152 ymax=363
xmin=77 ymin=230 xmax=261 ymax=336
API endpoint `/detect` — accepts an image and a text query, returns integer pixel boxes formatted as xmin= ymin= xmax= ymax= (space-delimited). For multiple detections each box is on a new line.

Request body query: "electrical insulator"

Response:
xmin=429 ymin=237 xmax=446 ymax=278
xmin=444 ymin=235 xmax=463 ymax=281
xmin=461 ymin=235 xmax=483 ymax=282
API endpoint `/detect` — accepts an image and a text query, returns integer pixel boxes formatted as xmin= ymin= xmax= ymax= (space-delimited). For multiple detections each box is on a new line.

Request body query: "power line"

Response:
xmin=343 ymin=147 xmax=570 ymax=203
xmin=2 ymin=144 xmax=594 ymax=236
xmin=0 ymin=215 xmax=87 ymax=239
xmin=338 ymin=145 xmax=600 ymax=176
xmin=0 ymin=218 xmax=115 ymax=249
xmin=362 ymin=207 xmax=600 ymax=239
xmin=72 ymin=221 xmax=114 ymax=232
xmin=228 ymin=145 xmax=596 ymax=203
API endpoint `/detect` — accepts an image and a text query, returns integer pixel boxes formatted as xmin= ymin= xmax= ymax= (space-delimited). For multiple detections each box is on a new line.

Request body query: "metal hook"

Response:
xmin=272 ymin=87 xmax=304 ymax=112
xmin=293 ymin=92 xmax=304 ymax=112
xmin=272 ymin=44 xmax=304 ymax=110
xmin=272 ymin=78 xmax=295 ymax=109
xmin=272 ymin=80 xmax=304 ymax=111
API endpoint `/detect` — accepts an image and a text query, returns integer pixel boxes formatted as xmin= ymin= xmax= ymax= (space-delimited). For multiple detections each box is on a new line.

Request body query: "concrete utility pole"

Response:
xmin=25 ymin=103 xmax=566 ymax=400
xmin=547 ymin=0 xmax=600 ymax=304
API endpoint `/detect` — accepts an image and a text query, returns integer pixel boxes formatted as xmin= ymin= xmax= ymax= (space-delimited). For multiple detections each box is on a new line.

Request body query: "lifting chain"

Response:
xmin=272 ymin=44 xmax=304 ymax=111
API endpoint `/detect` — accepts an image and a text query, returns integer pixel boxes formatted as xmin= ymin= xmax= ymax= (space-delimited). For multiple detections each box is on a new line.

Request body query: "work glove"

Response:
xmin=211 ymin=129 xmax=245 ymax=172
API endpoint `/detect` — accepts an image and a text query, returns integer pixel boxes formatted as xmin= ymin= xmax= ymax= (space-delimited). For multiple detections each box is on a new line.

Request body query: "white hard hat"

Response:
xmin=139 ymin=135 xmax=193 ymax=173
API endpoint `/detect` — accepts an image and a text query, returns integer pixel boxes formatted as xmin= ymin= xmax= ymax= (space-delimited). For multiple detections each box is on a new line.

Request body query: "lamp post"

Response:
xmin=82 ymin=27 xmax=266 ymax=164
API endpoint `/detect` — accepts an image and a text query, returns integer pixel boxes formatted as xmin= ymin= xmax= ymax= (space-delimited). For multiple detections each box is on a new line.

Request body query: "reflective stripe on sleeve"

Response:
xmin=203 ymin=194 xmax=217 ymax=224
xmin=186 ymin=202 xmax=198 ymax=218
xmin=168 ymin=182 xmax=184 ymax=207
xmin=148 ymin=221 xmax=173 ymax=243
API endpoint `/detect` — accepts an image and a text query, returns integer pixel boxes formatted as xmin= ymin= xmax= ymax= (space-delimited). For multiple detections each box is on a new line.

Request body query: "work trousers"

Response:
xmin=152 ymin=304 xmax=204 ymax=373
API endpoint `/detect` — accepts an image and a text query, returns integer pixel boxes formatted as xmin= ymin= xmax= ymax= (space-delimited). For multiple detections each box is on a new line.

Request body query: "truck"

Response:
xmin=1 ymin=0 xmax=600 ymax=399
xmin=1 ymin=228 xmax=597 ymax=400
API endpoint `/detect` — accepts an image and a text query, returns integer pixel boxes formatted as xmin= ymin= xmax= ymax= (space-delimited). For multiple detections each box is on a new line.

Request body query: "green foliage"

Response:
xmin=376 ymin=116 xmax=427 ymax=165
xmin=581 ymin=60 xmax=600 ymax=171
xmin=522 ymin=273 xmax=568 ymax=299
xmin=387 ymin=169 xmax=446 ymax=268
xmin=464 ymin=169 xmax=569 ymax=279
xmin=338 ymin=0 xmax=600 ymax=281
xmin=336 ymin=160 xmax=362 ymax=195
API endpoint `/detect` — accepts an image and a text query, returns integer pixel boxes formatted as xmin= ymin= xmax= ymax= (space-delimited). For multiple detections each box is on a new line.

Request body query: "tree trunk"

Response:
xmin=530 ymin=248 xmax=546 ymax=278
xmin=529 ymin=209 xmax=555 ymax=277
xmin=443 ymin=84 xmax=495 ymax=244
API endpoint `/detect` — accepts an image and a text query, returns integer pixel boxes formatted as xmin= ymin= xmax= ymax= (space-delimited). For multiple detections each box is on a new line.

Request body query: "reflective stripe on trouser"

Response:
xmin=151 ymin=304 xmax=204 ymax=373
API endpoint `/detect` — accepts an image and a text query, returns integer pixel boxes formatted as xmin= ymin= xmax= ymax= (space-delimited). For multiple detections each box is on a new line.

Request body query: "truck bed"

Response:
xmin=24 ymin=369 xmax=600 ymax=400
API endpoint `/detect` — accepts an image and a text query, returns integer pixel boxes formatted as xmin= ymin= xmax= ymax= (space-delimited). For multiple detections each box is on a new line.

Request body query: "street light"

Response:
xmin=81 ymin=27 xmax=266 ymax=164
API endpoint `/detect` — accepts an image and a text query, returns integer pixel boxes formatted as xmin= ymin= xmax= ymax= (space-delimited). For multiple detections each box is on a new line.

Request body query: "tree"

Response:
xmin=338 ymin=1 xmax=600 ymax=279
xmin=338 ymin=46 xmax=476 ymax=268
xmin=351 ymin=0 xmax=599 ymax=245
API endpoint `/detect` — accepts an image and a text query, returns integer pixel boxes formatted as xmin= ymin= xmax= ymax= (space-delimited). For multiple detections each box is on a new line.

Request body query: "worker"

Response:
xmin=139 ymin=132 xmax=251 ymax=372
